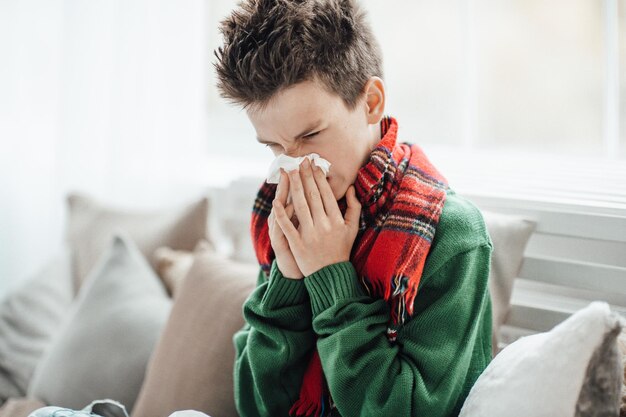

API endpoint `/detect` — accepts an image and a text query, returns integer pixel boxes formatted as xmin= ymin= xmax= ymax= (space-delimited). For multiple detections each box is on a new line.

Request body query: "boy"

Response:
xmin=213 ymin=1 xmax=493 ymax=416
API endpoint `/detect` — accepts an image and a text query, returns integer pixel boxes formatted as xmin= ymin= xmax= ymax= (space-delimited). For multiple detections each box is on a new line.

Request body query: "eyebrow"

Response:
xmin=256 ymin=120 xmax=323 ymax=145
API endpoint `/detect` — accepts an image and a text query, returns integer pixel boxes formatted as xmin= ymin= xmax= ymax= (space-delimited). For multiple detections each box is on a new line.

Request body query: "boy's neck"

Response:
xmin=373 ymin=118 xmax=383 ymax=149
xmin=367 ymin=120 xmax=382 ymax=152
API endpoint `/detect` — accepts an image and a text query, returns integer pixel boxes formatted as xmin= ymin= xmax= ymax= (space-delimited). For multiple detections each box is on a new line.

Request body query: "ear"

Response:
xmin=363 ymin=76 xmax=385 ymax=125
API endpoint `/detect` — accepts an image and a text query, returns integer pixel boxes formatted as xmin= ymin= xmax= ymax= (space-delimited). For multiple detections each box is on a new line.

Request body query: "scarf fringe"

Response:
xmin=289 ymin=350 xmax=324 ymax=417
xmin=368 ymin=274 xmax=419 ymax=326
xmin=289 ymin=398 xmax=323 ymax=417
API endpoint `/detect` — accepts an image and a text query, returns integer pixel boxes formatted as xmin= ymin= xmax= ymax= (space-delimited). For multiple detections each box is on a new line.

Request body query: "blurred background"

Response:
xmin=1 ymin=0 xmax=625 ymax=297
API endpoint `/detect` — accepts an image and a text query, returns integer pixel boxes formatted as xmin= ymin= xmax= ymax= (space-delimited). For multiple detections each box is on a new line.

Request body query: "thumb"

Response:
xmin=344 ymin=185 xmax=361 ymax=228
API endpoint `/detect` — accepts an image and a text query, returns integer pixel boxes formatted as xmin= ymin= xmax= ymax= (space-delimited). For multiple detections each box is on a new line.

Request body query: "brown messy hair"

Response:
xmin=213 ymin=0 xmax=384 ymax=110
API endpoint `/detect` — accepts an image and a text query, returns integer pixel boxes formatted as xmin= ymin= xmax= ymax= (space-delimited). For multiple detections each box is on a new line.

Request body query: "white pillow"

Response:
xmin=0 ymin=249 xmax=73 ymax=404
xmin=28 ymin=401 xmax=212 ymax=417
xmin=65 ymin=193 xmax=210 ymax=292
xmin=28 ymin=234 xmax=172 ymax=413
xmin=481 ymin=210 xmax=535 ymax=355
xmin=460 ymin=301 xmax=624 ymax=417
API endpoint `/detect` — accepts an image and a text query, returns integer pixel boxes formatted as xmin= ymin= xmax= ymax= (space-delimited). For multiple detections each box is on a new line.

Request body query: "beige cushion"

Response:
xmin=0 ymin=397 xmax=46 ymax=417
xmin=460 ymin=302 xmax=624 ymax=417
xmin=132 ymin=249 xmax=258 ymax=417
xmin=66 ymin=192 xmax=210 ymax=292
xmin=482 ymin=211 xmax=535 ymax=355
xmin=0 ymin=249 xmax=73 ymax=403
xmin=153 ymin=240 xmax=213 ymax=297
xmin=28 ymin=234 xmax=172 ymax=413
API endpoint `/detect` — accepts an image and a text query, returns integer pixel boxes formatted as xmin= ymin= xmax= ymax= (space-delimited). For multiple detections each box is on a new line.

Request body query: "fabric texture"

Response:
xmin=459 ymin=302 xmax=624 ymax=417
xmin=65 ymin=192 xmax=210 ymax=292
xmin=481 ymin=211 xmax=535 ymax=355
xmin=235 ymin=203 xmax=493 ymax=417
xmin=28 ymin=399 xmax=129 ymax=417
xmin=0 ymin=397 xmax=46 ymax=417
xmin=0 ymin=248 xmax=73 ymax=404
xmin=132 ymin=249 xmax=258 ymax=417
xmin=152 ymin=240 xmax=213 ymax=297
xmin=27 ymin=234 xmax=172 ymax=413
xmin=238 ymin=115 xmax=493 ymax=417
xmin=28 ymin=401 xmax=212 ymax=417
xmin=617 ymin=328 xmax=626 ymax=417
xmin=250 ymin=116 xmax=451 ymax=416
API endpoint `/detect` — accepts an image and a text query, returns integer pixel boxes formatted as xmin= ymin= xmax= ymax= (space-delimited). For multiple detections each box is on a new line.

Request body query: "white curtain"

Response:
xmin=1 ymin=0 xmax=622 ymax=296
xmin=0 ymin=0 xmax=213 ymax=295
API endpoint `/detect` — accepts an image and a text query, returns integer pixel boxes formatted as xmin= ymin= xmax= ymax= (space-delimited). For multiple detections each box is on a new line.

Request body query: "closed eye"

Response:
xmin=303 ymin=131 xmax=320 ymax=139
xmin=261 ymin=130 xmax=320 ymax=149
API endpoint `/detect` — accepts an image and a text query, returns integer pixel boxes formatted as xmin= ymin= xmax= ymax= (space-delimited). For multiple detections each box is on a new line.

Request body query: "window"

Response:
xmin=205 ymin=0 xmax=625 ymax=205
xmin=611 ymin=0 xmax=626 ymax=158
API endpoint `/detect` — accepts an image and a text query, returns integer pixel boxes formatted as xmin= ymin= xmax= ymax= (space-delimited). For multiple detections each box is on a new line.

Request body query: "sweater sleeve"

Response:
xmin=304 ymin=244 xmax=493 ymax=417
xmin=233 ymin=259 xmax=317 ymax=417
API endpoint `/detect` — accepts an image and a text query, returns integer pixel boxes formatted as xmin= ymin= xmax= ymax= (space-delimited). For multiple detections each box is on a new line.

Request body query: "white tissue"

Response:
xmin=266 ymin=153 xmax=331 ymax=184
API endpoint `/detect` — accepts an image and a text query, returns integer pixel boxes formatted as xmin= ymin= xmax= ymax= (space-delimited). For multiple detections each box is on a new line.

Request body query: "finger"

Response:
xmin=273 ymin=200 xmax=301 ymax=247
xmin=268 ymin=210 xmax=282 ymax=243
xmin=275 ymin=169 xmax=289 ymax=206
xmin=272 ymin=209 xmax=286 ymax=238
xmin=285 ymin=203 xmax=294 ymax=219
xmin=286 ymin=203 xmax=300 ymax=229
xmin=287 ymin=167 xmax=314 ymax=231
xmin=344 ymin=185 xmax=362 ymax=229
xmin=299 ymin=158 xmax=327 ymax=224
xmin=312 ymin=162 xmax=342 ymax=219
xmin=270 ymin=205 xmax=293 ymax=237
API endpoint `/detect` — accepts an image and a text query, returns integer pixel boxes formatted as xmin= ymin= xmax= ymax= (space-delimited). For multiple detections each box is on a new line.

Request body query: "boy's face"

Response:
xmin=248 ymin=78 xmax=381 ymax=201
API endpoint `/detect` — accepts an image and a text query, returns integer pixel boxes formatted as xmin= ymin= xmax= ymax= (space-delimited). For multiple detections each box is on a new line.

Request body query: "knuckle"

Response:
xmin=295 ymin=201 xmax=307 ymax=211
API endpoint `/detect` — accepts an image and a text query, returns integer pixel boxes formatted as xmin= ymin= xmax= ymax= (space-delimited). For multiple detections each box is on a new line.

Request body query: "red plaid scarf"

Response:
xmin=250 ymin=116 xmax=449 ymax=416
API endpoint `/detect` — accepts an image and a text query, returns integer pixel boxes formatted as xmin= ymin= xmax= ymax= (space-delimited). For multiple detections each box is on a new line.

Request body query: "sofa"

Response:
xmin=0 ymin=181 xmax=624 ymax=417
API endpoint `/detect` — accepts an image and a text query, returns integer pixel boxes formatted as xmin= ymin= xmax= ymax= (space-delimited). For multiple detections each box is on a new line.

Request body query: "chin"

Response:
xmin=328 ymin=177 xmax=348 ymax=201
xmin=332 ymin=185 xmax=348 ymax=201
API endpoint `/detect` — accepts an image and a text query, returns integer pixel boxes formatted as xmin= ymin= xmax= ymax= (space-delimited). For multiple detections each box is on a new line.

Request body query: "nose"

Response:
xmin=281 ymin=146 xmax=302 ymax=159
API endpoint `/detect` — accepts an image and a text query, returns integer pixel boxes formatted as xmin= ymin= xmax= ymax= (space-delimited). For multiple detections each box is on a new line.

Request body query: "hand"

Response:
xmin=268 ymin=168 xmax=304 ymax=280
xmin=273 ymin=157 xmax=361 ymax=277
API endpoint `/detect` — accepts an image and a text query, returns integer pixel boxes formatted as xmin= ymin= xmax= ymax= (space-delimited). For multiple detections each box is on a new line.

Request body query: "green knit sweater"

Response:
xmin=233 ymin=189 xmax=493 ymax=417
